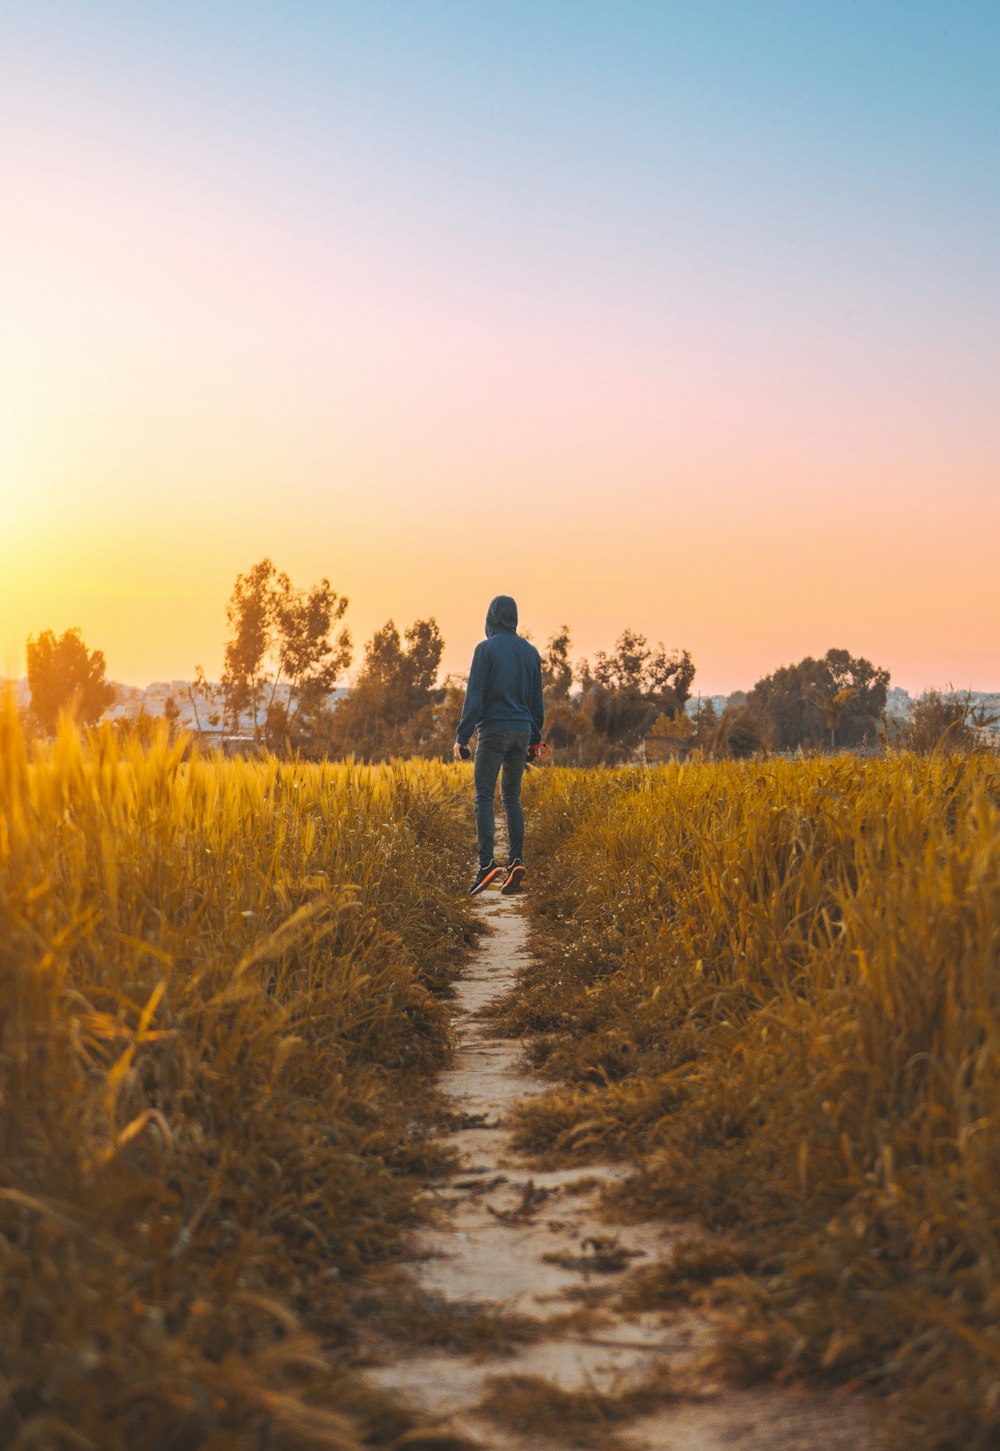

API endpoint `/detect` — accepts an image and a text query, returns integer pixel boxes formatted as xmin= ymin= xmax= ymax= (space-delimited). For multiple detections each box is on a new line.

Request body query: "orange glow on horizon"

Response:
xmin=3 ymin=9 xmax=998 ymax=697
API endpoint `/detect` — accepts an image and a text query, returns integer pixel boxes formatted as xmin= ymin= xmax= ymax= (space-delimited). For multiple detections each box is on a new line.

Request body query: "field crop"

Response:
xmin=508 ymin=754 xmax=1000 ymax=1450
xmin=0 ymin=698 xmax=477 ymax=1450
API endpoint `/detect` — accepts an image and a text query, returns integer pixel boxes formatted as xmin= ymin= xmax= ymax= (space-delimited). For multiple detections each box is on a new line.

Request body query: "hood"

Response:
xmin=485 ymin=595 xmax=518 ymax=637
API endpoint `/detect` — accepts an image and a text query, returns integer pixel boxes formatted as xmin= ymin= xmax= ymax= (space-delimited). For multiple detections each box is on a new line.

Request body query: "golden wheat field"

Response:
xmin=3 ymin=700 xmax=999 ymax=1451
xmin=0 ymin=699 xmax=479 ymax=1450
xmin=505 ymin=755 xmax=1000 ymax=1450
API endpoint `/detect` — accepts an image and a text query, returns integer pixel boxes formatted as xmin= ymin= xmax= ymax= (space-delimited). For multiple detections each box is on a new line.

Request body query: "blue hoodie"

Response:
xmin=456 ymin=595 xmax=544 ymax=747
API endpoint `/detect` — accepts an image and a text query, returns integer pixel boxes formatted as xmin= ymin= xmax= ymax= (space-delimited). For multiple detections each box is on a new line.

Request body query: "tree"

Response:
xmin=538 ymin=625 xmax=591 ymax=757
xmin=747 ymin=648 xmax=889 ymax=752
xmin=265 ymin=572 xmax=351 ymax=746
xmin=327 ymin=618 xmax=445 ymax=760
xmin=711 ymin=703 xmax=768 ymax=759
xmin=220 ymin=560 xmax=276 ymax=732
xmin=904 ymin=689 xmax=983 ymax=754
xmin=218 ymin=559 xmax=351 ymax=744
xmin=644 ymin=709 xmax=694 ymax=762
xmin=26 ymin=628 xmax=115 ymax=734
xmin=413 ymin=672 xmax=469 ymax=760
xmin=823 ymin=649 xmax=890 ymax=745
xmin=402 ymin=618 xmax=445 ymax=700
xmin=590 ymin=631 xmax=695 ymax=710
xmin=542 ymin=626 xmax=574 ymax=700
xmin=186 ymin=666 xmax=221 ymax=733
xmin=824 ymin=687 xmax=855 ymax=751
xmin=110 ymin=708 xmax=162 ymax=749
xmin=582 ymin=631 xmax=695 ymax=760
xmin=688 ymin=697 xmax=719 ymax=754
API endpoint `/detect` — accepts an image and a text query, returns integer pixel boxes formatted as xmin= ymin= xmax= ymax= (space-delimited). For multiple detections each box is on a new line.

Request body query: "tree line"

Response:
xmin=19 ymin=558 xmax=996 ymax=760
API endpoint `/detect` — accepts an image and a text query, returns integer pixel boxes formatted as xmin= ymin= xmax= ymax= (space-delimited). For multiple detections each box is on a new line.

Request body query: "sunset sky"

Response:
xmin=3 ymin=1 xmax=998 ymax=694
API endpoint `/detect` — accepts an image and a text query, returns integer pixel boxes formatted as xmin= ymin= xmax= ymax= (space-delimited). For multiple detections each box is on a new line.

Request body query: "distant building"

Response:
xmin=883 ymin=687 xmax=912 ymax=721
xmin=972 ymin=723 xmax=1000 ymax=749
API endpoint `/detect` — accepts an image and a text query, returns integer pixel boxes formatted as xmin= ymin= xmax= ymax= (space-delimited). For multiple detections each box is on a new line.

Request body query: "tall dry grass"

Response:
xmin=508 ymin=754 xmax=1000 ymax=1449
xmin=0 ymin=697 xmax=477 ymax=1449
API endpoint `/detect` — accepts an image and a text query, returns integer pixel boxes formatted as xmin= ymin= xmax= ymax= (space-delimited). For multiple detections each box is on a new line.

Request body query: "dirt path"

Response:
xmin=367 ymin=897 xmax=878 ymax=1449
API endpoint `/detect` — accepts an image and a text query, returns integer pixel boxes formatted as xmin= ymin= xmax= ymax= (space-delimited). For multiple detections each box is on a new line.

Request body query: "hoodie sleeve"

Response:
xmin=456 ymin=642 xmax=490 ymax=745
xmin=530 ymin=650 xmax=544 ymax=746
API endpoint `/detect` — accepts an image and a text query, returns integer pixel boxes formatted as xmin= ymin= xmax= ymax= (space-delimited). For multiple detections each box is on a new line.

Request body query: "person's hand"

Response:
xmin=453 ymin=742 xmax=465 ymax=761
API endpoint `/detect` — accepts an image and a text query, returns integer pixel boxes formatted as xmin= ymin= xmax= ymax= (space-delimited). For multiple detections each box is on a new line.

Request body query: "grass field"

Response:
xmin=0 ymin=699 xmax=478 ymax=1449
xmin=4 ymin=703 xmax=997 ymax=1450
xmin=506 ymin=754 xmax=1000 ymax=1450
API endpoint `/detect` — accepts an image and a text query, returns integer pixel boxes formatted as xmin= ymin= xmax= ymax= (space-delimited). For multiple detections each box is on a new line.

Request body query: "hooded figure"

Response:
xmin=456 ymin=596 xmax=544 ymax=895
xmin=485 ymin=594 xmax=519 ymax=638
xmin=457 ymin=596 xmax=543 ymax=749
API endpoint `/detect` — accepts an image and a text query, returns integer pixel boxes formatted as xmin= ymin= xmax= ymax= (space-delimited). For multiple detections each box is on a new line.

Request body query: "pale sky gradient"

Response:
xmin=2 ymin=1 xmax=998 ymax=693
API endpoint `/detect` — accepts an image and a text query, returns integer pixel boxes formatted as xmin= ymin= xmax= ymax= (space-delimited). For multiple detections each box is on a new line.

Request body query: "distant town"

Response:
xmin=696 ymin=686 xmax=1000 ymax=727
xmin=3 ymin=676 xmax=998 ymax=739
xmin=0 ymin=677 xmax=346 ymax=734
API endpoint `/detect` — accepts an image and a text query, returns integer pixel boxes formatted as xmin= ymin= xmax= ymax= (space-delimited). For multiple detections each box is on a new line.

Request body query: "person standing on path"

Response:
xmin=454 ymin=595 xmax=544 ymax=897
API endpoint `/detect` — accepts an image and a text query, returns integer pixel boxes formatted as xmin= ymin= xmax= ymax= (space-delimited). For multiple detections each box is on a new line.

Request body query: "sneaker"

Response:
xmin=500 ymin=859 xmax=525 ymax=895
xmin=470 ymin=861 xmax=502 ymax=896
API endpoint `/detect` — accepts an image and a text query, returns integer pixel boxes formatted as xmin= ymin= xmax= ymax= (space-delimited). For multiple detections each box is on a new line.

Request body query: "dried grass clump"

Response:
xmin=477 ymin=1370 xmax=673 ymax=1448
xmin=356 ymin=1273 xmax=543 ymax=1353
xmin=0 ymin=698 xmax=477 ymax=1448
xmin=513 ymin=755 xmax=1000 ymax=1448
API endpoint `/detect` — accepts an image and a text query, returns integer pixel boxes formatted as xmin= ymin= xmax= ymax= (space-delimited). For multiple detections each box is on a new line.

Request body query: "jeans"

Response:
xmin=474 ymin=729 xmax=530 ymax=867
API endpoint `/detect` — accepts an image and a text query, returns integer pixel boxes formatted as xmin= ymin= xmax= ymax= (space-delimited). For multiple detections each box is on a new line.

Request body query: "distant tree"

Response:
xmin=219 ymin=559 xmax=351 ymax=744
xmin=688 ymin=697 xmax=719 ymax=754
xmin=409 ymin=672 xmax=468 ymax=761
xmin=823 ymin=649 xmax=889 ymax=746
xmin=403 ymin=618 xmax=446 ymax=700
xmin=349 ymin=621 xmax=408 ymax=731
xmin=824 ymin=687 xmax=855 ymax=752
xmin=591 ymin=631 xmax=695 ymax=709
xmin=581 ymin=630 xmax=695 ymax=760
xmin=904 ymin=689 xmax=982 ymax=754
xmin=187 ymin=666 xmax=221 ymax=733
xmin=644 ymin=709 xmax=694 ymax=762
xmin=265 ymin=572 xmax=352 ymax=747
xmin=537 ymin=625 xmax=586 ymax=757
xmin=747 ymin=648 xmax=889 ymax=751
xmin=110 ymin=707 xmax=162 ymax=749
xmin=590 ymin=629 xmax=650 ymax=696
xmin=543 ymin=694 xmax=591 ymax=757
xmin=26 ymin=628 xmax=115 ymax=734
xmin=711 ymin=703 xmax=768 ymax=759
xmin=328 ymin=617 xmax=445 ymax=760
xmin=220 ymin=560 xmax=276 ymax=733
xmin=542 ymin=626 xmax=574 ymax=700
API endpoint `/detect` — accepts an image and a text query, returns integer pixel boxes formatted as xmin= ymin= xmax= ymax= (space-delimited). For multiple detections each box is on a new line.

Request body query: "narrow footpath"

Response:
xmin=367 ymin=896 xmax=878 ymax=1450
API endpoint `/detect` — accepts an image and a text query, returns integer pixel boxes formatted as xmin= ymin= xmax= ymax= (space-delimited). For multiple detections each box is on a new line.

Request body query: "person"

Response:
xmin=454 ymin=595 xmax=544 ymax=896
